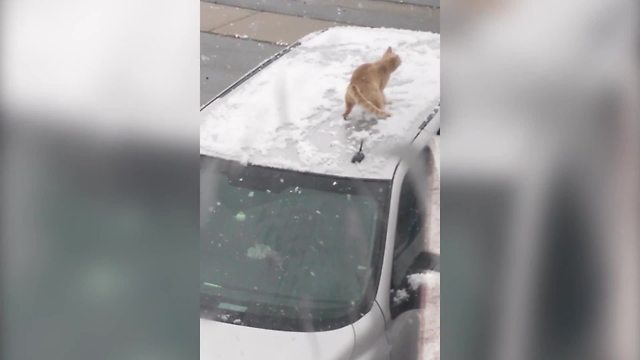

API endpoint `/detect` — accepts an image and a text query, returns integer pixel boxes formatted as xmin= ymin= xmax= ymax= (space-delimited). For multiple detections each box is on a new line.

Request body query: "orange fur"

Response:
xmin=343 ymin=47 xmax=402 ymax=120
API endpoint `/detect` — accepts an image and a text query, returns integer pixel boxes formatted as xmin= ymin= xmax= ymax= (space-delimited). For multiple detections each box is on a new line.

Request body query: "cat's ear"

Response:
xmin=385 ymin=46 xmax=393 ymax=54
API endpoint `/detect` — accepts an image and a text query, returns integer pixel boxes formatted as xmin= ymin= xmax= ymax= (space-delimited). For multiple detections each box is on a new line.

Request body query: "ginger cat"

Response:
xmin=343 ymin=47 xmax=402 ymax=120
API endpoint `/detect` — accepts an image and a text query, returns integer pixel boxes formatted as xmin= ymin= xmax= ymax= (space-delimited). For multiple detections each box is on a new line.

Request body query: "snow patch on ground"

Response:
xmin=201 ymin=26 xmax=440 ymax=179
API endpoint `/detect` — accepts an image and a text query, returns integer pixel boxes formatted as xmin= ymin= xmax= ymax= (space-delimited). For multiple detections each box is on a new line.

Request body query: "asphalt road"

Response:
xmin=201 ymin=33 xmax=284 ymax=106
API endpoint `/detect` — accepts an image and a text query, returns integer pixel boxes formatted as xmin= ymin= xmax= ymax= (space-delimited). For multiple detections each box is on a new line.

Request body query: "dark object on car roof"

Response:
xmin=351 ymin=140 xmax=365 ymax=164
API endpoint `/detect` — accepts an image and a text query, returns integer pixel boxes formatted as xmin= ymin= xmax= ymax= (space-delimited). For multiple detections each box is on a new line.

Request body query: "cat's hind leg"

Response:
xmin=372 ymin=92 xmax=391 ymax=118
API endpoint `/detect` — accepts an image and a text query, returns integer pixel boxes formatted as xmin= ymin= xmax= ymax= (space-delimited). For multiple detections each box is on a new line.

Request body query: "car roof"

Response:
xmin=200 ymin=26 xmax=440 ymax=180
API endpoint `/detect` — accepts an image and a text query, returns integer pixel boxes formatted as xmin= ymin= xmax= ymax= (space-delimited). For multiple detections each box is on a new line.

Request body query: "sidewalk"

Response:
xmin=201 ymin=2 xmax=338 ymax=46
xmin=201 ymin=0 xmax=439 ymax=46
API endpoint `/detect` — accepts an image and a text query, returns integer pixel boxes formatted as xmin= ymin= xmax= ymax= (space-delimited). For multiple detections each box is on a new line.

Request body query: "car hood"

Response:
xmin=200 ymin=318 xmax=355 ymax=360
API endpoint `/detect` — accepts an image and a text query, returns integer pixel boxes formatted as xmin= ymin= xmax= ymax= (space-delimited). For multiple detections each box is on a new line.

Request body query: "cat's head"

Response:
xmin=383 ymin=47 xmax=402 ymax=71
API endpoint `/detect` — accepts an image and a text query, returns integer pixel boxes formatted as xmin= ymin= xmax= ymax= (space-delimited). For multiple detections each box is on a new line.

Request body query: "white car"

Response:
xmin=200 ymin=26 xmax=440 ymax=360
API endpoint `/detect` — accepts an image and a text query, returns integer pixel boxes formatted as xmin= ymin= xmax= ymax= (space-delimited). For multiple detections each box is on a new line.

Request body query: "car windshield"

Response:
xmin=200 ymin=156 xmax=390 ymax=331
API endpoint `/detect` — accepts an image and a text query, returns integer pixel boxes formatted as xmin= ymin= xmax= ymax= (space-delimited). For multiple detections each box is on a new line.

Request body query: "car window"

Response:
xmin=390 ymin=173 xmax=426 ymax=317
xmin=394 ymin=175 xmax=424 ymax=256
xmin=200 ymin=156 xmax=391 ymax=331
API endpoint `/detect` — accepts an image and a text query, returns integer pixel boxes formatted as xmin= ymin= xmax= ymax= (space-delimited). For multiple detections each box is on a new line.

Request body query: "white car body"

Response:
xmin=200 ymin=27 xmax=440 ymax=360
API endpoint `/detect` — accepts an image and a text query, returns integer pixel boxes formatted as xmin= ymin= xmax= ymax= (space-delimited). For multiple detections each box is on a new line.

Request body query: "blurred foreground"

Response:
xmin=443 ymin=0 xmax=639 ymax=359
xmin=1 ymin=0 xmax=200 ymax=358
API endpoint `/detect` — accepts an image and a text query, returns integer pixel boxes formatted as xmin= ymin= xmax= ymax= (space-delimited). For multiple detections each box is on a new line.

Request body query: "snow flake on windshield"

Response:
xmin=235 ymin=211 xmax=246 ymax=222
xmin=246 ymin=243 xmax=275 ymax=260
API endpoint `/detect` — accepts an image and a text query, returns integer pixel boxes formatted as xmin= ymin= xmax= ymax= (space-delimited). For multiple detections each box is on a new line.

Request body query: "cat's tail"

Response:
xmin=350 ymin=84 xmax=390 ymax=119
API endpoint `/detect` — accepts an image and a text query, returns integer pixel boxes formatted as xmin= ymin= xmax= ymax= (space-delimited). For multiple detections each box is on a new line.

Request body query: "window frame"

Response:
xmin=389 ymin=161 xmax=430 ymax=318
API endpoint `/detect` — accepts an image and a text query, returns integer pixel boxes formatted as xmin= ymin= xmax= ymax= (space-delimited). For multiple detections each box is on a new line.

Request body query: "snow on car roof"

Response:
xmin=200 ymin=26 xmax=440 ymax=180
